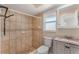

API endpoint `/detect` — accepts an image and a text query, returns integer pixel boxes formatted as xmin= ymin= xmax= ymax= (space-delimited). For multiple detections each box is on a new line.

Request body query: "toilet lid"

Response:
xmin=37 ymin=45 xmax=49 ymax=53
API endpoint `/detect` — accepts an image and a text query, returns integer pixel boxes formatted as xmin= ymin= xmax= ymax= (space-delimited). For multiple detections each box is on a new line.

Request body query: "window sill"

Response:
xmin=43 ymin=30 xmax=56 ymax=33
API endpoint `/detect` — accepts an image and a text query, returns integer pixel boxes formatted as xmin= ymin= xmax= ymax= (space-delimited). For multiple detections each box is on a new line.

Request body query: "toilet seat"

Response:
xmin=37 ymin=45 xmax=49 ymax=54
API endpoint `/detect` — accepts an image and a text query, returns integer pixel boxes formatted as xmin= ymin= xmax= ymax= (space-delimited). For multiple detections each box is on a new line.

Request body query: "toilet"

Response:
xmin=36 ymin=37 xmax=53 ymax=54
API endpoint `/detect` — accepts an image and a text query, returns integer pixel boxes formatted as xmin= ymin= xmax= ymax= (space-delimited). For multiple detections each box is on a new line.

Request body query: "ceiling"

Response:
xmin=33 ymin=4 xmax=43 ymax=8
xmin=3 ymin=4 xmax=62 ymax=15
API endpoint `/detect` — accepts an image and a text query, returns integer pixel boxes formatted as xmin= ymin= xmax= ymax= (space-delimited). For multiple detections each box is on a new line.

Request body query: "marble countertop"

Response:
xmin=54 ymin=37 xmax=79 ymax=46
xmin=44 ymin=36 xmax=79 ymax=46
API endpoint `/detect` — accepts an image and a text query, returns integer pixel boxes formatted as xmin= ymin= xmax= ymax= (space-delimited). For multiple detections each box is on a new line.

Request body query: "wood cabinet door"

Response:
xmin=53 ymin=40 xmax=79 ymax=54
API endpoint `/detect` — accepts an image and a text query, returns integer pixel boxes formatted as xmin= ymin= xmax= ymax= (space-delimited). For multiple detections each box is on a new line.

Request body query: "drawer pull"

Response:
xmin=65 ymin=46 xmax=70 ymax=49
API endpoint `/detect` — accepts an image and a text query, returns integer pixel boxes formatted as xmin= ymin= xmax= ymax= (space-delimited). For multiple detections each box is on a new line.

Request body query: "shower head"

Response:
xmin=0 ymin=5 xmax=8 ymax=17
xmin=0 ymin=5 xmax=14 ymax=36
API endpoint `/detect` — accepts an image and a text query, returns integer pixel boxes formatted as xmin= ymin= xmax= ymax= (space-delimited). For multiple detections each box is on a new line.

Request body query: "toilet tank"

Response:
xmin=43 ymin=37 xmax=53 ymax=47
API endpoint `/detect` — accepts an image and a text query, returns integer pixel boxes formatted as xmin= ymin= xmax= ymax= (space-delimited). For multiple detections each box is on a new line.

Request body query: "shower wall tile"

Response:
xmin=0 ymin=17 xmax=1 ymax=53
xmin=1 ymin=10 xmax=33 ymax=54
xmin=1 ymin=38 xmax=10 ymax=53
xmin=32 ymin=14 xmax=43 ymax=49
xmin=9 ymin=39 xmax=16 ymax=54
xmin=1 ymin=31 xmax=10 ymax=53
xmin=32 ymin=30 xmax=42 ymax=48
xmin=1 ymin=17 xmax=4 ymax=32
xmin=16 ymin=39 xmax=22 ymax=53
xmin=6 ymin=18 xmax=10 ymax=30
xmin=0 ymin=40 xmax=1 ymax=53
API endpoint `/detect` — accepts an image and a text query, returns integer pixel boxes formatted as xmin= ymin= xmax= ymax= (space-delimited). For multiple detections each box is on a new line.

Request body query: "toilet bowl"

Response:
xmin=36 ymin=37 xmax=53 ymax=54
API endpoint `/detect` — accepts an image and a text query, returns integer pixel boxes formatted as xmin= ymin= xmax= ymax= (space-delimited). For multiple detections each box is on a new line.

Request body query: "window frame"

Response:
xmin=43 ymin=15 xmax=57 ymax=32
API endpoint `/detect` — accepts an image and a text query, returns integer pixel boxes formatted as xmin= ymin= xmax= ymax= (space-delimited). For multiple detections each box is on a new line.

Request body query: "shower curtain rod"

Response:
xmin=9 ymin=9 xmax=41 ymax=19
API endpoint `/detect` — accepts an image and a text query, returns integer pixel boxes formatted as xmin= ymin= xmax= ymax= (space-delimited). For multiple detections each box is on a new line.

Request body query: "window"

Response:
xmin=43 ymin=16 xmax=56 ymax=32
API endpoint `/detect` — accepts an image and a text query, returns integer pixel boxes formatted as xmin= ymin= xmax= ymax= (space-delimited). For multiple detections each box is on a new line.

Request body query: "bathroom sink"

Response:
xmin=63 ymin=36 xmax=79 ymax=41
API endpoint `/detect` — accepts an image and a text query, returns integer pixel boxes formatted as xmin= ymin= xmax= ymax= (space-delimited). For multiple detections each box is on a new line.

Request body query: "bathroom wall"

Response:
xmin=0 ymin=17 xmax=1 ymax=53
xmin=44 ymin=29 xmax=79 ymax=39
xmin=43 ymin=7 xmax=79 ymax=39
xmin=32 ymin=13 xmax=43 ymax=49
xmin=0 ymin=10 xmax=32 ymax=53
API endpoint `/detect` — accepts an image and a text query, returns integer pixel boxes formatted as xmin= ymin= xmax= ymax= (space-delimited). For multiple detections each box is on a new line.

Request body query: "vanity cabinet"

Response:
xmin=70 ymin=44 xmax=79 ymax=54
xmin=53 ymin=40 xmax=65 ymax=54
xmin=53 ymin=40 xmax=79 ymax=54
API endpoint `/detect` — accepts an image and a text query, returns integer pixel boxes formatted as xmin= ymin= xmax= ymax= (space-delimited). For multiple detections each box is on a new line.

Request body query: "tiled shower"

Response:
xmin=0 ymin=9 xmax=33 ymax=53
xmin=0 ymin=8 xmax=43 ymax=54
